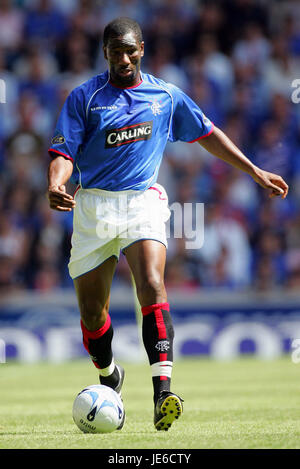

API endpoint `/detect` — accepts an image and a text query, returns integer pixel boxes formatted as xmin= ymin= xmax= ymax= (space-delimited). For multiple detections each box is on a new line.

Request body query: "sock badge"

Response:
xmin=155 ymin=340 xmax=170 ymax=352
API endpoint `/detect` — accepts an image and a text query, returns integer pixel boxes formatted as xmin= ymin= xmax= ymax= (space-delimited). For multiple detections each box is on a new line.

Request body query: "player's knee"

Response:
xmin=136 ymin=276 xmax=166 ymax=305
xmin=79 ymin=299 xmax=108 ymax=331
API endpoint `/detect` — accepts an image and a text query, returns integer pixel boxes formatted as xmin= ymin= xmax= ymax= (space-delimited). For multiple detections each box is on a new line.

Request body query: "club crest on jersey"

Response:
xmin=148 ymin=99 xmax=162 ymax=116
xmin=105 ymin=121 xmax=153 ymax=148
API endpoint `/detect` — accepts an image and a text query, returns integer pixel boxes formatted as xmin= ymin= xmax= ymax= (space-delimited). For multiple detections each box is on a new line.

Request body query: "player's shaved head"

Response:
xmin=103 ymin=17 xmax=144 ymax=88
xmin=103 ymin=17 xmax=143 ymax=46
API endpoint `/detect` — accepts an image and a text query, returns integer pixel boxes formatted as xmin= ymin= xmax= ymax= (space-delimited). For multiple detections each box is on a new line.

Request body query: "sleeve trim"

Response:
xmin=48 ymin=148 xmax=74 ymax=162
xmin=188 ymin=123 xmax=214 ymax=143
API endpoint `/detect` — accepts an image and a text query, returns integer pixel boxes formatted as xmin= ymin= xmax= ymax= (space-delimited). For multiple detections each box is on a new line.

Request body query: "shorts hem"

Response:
xmin=70 ymin=254 xmax=119 ymax=280
xmin=121 ymin=237 xmax=167 ymax=253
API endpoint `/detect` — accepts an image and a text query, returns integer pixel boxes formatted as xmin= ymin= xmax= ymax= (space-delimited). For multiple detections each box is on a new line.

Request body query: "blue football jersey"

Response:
xmin=48 ymin=70 xmax=214 ymax=191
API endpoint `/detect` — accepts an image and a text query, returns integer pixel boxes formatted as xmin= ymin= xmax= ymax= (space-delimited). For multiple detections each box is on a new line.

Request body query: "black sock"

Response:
xmin=141 ymin=302 xmax=174 ymax=402
xmin=152 ymin=376 xmax=171 ymax=402
xmin=80 ymin=315 xmax=114 ymax=370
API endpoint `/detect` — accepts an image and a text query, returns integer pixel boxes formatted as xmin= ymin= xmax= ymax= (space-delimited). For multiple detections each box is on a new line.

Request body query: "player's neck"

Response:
xmin=108 ymin=72 xmax=142 ymax=89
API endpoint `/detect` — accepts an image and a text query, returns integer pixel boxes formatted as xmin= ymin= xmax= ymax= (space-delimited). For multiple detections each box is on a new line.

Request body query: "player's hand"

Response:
xmin=47 ymin=185 xmax=76 ymax=211
xmin=252 ymin=168 xmax=289 ymax=199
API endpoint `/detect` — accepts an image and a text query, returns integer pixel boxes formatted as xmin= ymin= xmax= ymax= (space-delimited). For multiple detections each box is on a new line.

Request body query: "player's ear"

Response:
xmin=140 ymin=41 xmax=144 ymax=58
xmin=103 ymin=45 xmax=108 ymax=60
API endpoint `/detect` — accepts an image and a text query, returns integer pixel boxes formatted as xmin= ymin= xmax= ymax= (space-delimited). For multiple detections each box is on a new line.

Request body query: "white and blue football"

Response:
xmin=72 ymin=384 xmax=124 ymax=433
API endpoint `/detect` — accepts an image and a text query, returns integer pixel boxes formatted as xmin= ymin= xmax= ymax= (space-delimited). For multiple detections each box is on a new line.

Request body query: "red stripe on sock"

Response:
xmin=141 ymin=303 xmax=169 ymax=340
xmin=155 ymin=308 xmax=167 ymax=340
xmin=80 ymin=315 xmax=111 ymax=340
xmin=91 ymin=360 xmax=101 ymax=369
xmin=141 ymin=302 xmax=169 ymax=316
xmin=141 ymin=304 xmax=171 ymax=384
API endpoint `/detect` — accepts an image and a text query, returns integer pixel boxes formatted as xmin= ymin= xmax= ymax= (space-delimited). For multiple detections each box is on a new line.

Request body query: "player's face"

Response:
xmin=104 ymin=32 xmax=144 ymax=87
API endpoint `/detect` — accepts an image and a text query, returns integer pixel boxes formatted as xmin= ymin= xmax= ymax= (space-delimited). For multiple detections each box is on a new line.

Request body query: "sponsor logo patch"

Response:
xmin=105 ymin=121 xmax=153 ymax=148
xmin=51 ymin=134 xmax=65 ymax=145
xmin=91 ymin=105 xmax=118 ymax=111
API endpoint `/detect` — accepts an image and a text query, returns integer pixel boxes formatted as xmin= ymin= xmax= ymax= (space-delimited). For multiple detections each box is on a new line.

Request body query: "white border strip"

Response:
xmin=85 ymin=78 xmax=109 ymax=120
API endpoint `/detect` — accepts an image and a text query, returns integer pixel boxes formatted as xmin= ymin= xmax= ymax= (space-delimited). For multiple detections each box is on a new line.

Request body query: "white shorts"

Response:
xmin=68 ymin=183 xmax=170 ymax=279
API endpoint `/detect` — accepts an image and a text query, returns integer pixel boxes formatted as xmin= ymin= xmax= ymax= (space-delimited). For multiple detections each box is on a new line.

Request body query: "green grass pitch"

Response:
xmin=0 ymin=357 xmax=299 ymax=449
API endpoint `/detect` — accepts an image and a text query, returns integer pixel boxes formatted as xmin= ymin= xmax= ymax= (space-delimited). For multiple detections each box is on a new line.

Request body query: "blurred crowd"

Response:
xmin=0 ymin=0 xmax=300 ymax=295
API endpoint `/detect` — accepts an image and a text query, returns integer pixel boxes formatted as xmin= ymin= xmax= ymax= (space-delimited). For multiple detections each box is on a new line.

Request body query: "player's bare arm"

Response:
xmin=199 ymin=126 xmax=289 ymax=199
xmin=47 ymin=156 xmax=76 ymax=211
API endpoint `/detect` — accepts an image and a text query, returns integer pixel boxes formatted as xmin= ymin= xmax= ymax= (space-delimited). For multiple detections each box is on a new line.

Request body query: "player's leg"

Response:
xmin=124 ymin=240 xmax=172 ymax=397
xmin=124 ymin=239 xmax=168 ymax=306
xmin=73 ymin=256 xmax=123 ymax=391
xmin=124 ymin=239 xmax=183 ymax=430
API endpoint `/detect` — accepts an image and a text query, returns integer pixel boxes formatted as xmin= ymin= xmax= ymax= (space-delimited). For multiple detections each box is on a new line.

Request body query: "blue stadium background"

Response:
xmin=0 ymin=0 xmax=300 ymax=363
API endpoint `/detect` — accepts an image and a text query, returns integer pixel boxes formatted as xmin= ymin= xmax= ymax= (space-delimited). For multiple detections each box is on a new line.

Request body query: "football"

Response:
xmin=72 ymin=384 xmax=124 ymax=433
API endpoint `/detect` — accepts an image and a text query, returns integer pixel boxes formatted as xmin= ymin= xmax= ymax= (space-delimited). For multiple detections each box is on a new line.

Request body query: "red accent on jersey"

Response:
xmin=188 ymin=123 xmax=214 ymax=143
xmin=73 ymin=185 xmax=81 ymax=197
xmin=48 ymin=148 xmax=74 ymax=162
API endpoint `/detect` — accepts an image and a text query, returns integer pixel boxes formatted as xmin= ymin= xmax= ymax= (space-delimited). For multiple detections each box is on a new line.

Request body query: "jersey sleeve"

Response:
xmin=48 ymin=88 xmax=86 ymax=162
xmin=168 ymin=85 xmax=214 ymax=143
